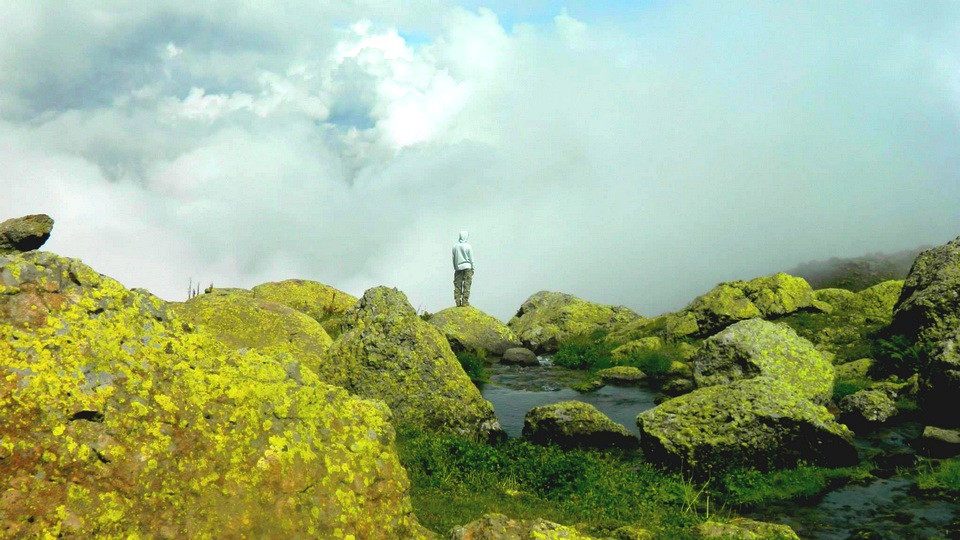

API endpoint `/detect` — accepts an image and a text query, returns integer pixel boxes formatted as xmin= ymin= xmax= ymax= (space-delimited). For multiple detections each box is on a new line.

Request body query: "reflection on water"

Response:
xmin=479 ymin=360 xmax=658 ymax=438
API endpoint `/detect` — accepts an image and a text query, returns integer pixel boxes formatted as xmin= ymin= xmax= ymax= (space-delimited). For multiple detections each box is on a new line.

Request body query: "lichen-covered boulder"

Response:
xmin=0 ymin=252 xmax=429 ymax=538
xmin=501 ymin=347 xmax=539 ymax=366
xmin=172 ymin=289 xmax=335 ymax=382
xmin=327 ymin=286 xmax=504 ymax=442
xmin=692 ymin=319 xmax=834 ymax=402
xmin=839 ymin=388 xmax=898 ymax=425
xmin=428 ymin=306 xmax=520 ymax=356
xmin=684 ymin=273 xmax=818 ymax=337
xmin=251 ymin=278 xmax=357 ymax=337
xmin=917 ymin=328 xmax=960 ymax=427
xmin=508 ymin=291 xmax=641 ymax=353
xmin=696 ymin=518 xmax=799 ymax=539
xmin=597 ymin=366 xmax=646 ymax=386
xmin=853 ymin=280 xmax=904 ymax=323
xmin=448 ymin=513 xmax=597 ymax=540
xmin=636 ymin=378 xmax=856 ymax=473
xmin=0 ymin=214 xmax=54 ymax=254
xmin=890 ymin=236 xmax=960 ymax=344
xmin=522 ymin=401 xmax=638 ymax=449
xmin=835 ymin=358 xmax=874 ymax=379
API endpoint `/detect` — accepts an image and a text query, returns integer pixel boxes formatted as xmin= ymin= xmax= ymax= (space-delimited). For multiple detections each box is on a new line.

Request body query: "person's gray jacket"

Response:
xmin=452 ymin=231 xmax=474 ymax=270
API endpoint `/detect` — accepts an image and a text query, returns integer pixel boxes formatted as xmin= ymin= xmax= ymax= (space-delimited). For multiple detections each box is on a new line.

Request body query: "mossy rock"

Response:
xmin=636 ymin=377 xmax=856 ymax=474
xmin=327 ymin=286 xmax=504 ymax=442
xmin=508 ymin=291 xmax=641 ymax=353
xmin=693 ymin=319 xmax=834 ymax=402
xmin=610 ymin=337 xmax=662 ymax=361
xmin=172 ymin=289 xmax=335 ymax=383
xmin=0 ymin=214 xmax=54 ymax=254
xmin=597 ymin=366 xmax=647 ymax=386
xmin=697 ymin=518 xmax=799 ymax=539
xmin=890 ymin=236 xmax=960 ymax=344
xmin=918 ymin=327 xmax=960 ymax=427
xmin=839 ymin=388 xmax=898 ymax=425
xmin=448 ymin=513 xmax=598 ymax=540
xmin=251 ymin=279 xmax=356 ymax=337
xmin=835 ymin=358 xmax=874 ymax=379
xmin=523 ymin=401 xmax=638 ymax=449
xmin=427 ymin=306 xmax=520 ymax=356
xmin=852 ymin=280 xmax=903 ymax=323
xmin=685 ymin=273 xmax=816 ymax=337
xmin=0 ymin=252 xmax=430 ymax=538
xmin=814 ymin=288 xmax=857 ymax=309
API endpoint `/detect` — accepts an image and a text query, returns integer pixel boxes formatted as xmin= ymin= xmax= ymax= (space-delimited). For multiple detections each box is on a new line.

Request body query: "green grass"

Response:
xmin=870 ymin=334 xmax=930 ymax=380
xmin=832 ymin=376 xmax=872 ymax=401
xmin=620 ymin=343 xmax=690 ymax=380
xmin=455 ymin=350 xmax=489 ymax=383
xmin=715 ymin=462 xmax=872 ymax=509
xmin=917 ymin=457 xmax=960 ymax=498
xmin=552 ymin=332 xmax=615 ymax=371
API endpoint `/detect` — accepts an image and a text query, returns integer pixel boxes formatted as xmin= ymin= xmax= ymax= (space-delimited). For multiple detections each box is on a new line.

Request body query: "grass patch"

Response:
xmin=715 ymin=462 xmax=872 ymax=509
xmin=917 ymin=457 xmax=960 ymax=498
xmin=455 ymin=350 xmax=489 ymax=383
xmin=620 ymin=342 xmax=691 ymax=381
xmin=870 ymin=334 xmax=930 ymax=380
xmin=552 ymin=332 xmax=614 ymax=371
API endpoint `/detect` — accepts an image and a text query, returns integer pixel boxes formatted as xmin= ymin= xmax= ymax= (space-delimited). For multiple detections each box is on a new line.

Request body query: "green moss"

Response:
xmin=456 ymin=350 xmax=490 ymax=383
xmin=917 ymin=457 xmax=960 ymax=498
xmin=0 ymin=252 xmax=429 ymax=538
xmin=522 ymin=401 xmax=638 ymax=450
xmin=832 ymin=376 xmax=872 ymax=401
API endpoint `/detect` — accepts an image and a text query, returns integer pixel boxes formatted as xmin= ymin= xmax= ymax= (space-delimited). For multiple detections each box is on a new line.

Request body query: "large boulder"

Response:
xmin=428 ymin=306 xmax=520 ymax=356
xmin=890 ymin=236 xmax=960 ymax=344
xmin=448 ymin=513 xmax=597 ymax=540
xmin=692 ymin=319 xmax=834 ymax=402
xmin=0 ymin=214 xmax=54 ymax=254
xmin=327 ymin=286 xmax=504 ymax=442
xmin=508 ymin=291 xmax=640 ymax=353
xmin=636 ymin=378 xmax=857 ymax=473
xmin=0 ymin=251 xmax=429 ymax=538
xmin=172 ymin=289 xmax=335 ymax=382
xmin=522 ymin=401 xmax=638 ymax=450
xmin=683 ymin=273 xmax=819 ymax=337
xmin=501 ymin=347 xmax=539 ymax=366
xmin=917 ymin=328 xmax=960 ymax=427
xmin=251 ymin=279 xmax=357 ymax=337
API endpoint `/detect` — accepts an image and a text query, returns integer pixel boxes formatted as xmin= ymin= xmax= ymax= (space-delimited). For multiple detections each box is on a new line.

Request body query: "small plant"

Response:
xmin=455 ymin=350 xmax=488 ymax=383
xmin=917 ymin=457 xmax=960 ymax=498
xmin=871 ymin=334 xmax=930 ymax=380
xmin=553 ymin=332 xmax=614 ymax=371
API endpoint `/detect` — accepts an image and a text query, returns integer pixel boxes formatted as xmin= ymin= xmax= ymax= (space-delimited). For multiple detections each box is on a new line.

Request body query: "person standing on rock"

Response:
xmin=452 ymin=230 xmax=474 ymax=307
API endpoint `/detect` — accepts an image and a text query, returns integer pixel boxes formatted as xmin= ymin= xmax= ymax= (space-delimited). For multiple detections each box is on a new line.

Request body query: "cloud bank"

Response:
xmin=2 ymin=1 xmax=959 ymax=320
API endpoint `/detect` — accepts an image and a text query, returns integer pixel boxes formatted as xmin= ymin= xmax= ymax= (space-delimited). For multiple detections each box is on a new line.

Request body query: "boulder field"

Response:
xmin=0 ymin=251 xmax=430 ymax=537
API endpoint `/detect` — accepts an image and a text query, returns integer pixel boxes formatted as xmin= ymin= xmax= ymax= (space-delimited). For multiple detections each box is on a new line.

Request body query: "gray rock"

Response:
xmin=890 ymin=236 xmax=960 ymax=344
xmin=0 ymin=214 xmax=54 ymax=254
xmin=500 ymin=347 xmax=539 ymax=366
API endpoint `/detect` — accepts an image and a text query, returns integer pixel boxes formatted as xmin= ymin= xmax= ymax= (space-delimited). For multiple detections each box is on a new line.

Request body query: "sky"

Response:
xmin=2 ymin=1 xmax=959 ymax=321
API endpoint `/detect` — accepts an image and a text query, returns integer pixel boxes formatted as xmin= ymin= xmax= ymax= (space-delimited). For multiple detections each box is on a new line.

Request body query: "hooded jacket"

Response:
xmin=452 ymin=231 xmax=474 ymax=271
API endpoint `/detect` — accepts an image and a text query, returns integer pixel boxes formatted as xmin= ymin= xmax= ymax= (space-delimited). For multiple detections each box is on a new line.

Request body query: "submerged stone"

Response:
xmin=428 ymin=305 xmax=520 ymax=356
xmin=508 ymin=291 xmax=640 ymax=353
xmin=523 ymin=400 xmax=638 ymax=450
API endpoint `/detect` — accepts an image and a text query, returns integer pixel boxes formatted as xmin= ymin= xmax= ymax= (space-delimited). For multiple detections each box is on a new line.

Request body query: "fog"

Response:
xmin=2 ymin=1 xmax=959 ymax=321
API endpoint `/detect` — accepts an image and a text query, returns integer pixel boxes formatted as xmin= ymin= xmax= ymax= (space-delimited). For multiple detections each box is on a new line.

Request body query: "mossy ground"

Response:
xmin=397 ymin=426 xmax=873 ymax=538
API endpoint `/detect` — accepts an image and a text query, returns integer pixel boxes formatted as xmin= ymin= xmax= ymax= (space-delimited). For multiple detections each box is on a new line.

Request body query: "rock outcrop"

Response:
xmin=0 ymin=252 xmax=429 ymax=538
xmin=890 ymin=236 xmax=960 ymax=345
xmin=636 ymin=378 xmax=857 ymax=473
xmin=692 ymin=319 xmax=834 ymax=402
xmin=251 ymin=278 xmax=356 ymax=337
xmin=916 ymin=426 xmax=960 ymax=458
xmin=327 ymin=286 xmax=504 ymax=442
xmin=448 ymin=513 xmax=597 ymax=540
xmin=508 ymin=291 xmax=640 ymax=353
xmin=0 ymin=214 xmax=54 ymax=254
xmin=523 ymin=401 xmax=638 ymax=450
xmin=428 ymin=306 xmax=520 ymax=356
xmin=917 ymin=328 xmax=960 ymax=427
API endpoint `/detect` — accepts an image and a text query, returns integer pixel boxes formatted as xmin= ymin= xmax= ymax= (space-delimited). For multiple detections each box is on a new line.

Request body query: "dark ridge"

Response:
xmin=69 ymin=410 xmax=105 ymax=423
xmin=786 ymin=247 xmax=927 ymax=291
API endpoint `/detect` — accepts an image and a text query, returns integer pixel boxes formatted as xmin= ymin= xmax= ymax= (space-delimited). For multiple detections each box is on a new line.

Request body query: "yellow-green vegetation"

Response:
xmin=508 ymin=291 xmax=641 ymax=353
xmin=917 ymin=457 xmax=960 ymax=499
xmin=636 ymin=378 xmax=857 ymax=475
xmin=0 ymin=252 xmax=429 ymax=538
xmin=693 ymin=319 xmax=834 ymax=402
xmin=251 ymin=279 xmax=357 ymax=338
xmin=326 ymin=286 xmax=504 ymax=442
xmin=450 ymin=513 xmax=601 ymax=539
xmin=717 ymin=462 xmax=872 ymax=509
xmin=172 ymin=288 xmax=335 ymax=381
xmin=427 ymin=305 xmax=520 ymax=356
xmin=696 ymin=518 xmax=799 ymax=539
xmin=455 ymin=350 xmax=490 ymax=383
xmin=596 ymin=366 xmax=646 ymax=386
xmin=522 ymin=401 xmax=638 ymax=450
xmin=553 ymin=331 xmax=615 ymax=371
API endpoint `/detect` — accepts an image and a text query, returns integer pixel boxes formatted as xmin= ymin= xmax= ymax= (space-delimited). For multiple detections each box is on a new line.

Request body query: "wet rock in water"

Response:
xmin=697 ymin=518 xmax=799 ymax=539
xmin=448 ymin=513 xmax=598 ymax=540
xmin=428 ymin=305 xmax=520 ymax=356
xmin=916 ymin=426 xmax=960 ymax=458
xmin=251 ymin=279 xmax=356 ymax=337
xmin=501 ymin=347 xmax=539 ymax=366
xmin=0 ymin=214 xmax=54 ymax=254
xmin=637 ymin=377 xmax=856 ymax=474
xmin=0 ymin=252 xmax=430 ymax=538
xmin=173 ymin=289 xmax=334 ymax=380
xmin=693 ymin=318 xmax=834 ymax=402
xmin=327 ymin=286 xmax=505 ymax=442
xmin=508 ymin=290 xmax=640 ymax=353
xmin=597 ymin=366 xmax=646 ymax=386
xmin=839 ymin=388 xmax=898 ymax=426
xmin=918 ymin=327 xmax=960 ymax=428
xmin=523 ymin=400 xmax=638 ymax=450
xmin=890 ymin=236 xmax=960 ymax=344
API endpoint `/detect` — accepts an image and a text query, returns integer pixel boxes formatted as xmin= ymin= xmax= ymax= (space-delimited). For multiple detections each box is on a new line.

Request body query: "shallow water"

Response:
xmin=479 ymin=359 xmax=658 ymax=438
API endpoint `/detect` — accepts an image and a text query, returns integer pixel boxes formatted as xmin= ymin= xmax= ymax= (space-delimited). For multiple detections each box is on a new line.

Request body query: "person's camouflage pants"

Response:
xmin=454 ymin=268 xmax=474 ymax=307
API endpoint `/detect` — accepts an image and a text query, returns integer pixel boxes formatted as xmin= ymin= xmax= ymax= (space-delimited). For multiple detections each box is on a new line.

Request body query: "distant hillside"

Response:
xmin=787 ymin=247 xmax=927 ymax=292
